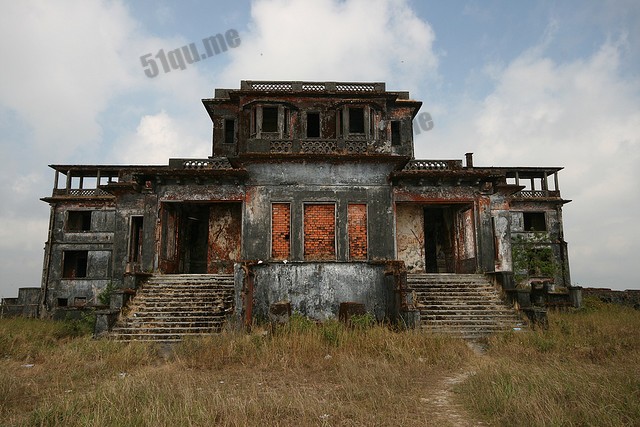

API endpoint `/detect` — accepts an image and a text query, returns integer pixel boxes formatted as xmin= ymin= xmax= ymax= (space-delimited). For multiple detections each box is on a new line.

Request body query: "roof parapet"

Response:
xmin=240 ymin=80 xmax=386 ymax=93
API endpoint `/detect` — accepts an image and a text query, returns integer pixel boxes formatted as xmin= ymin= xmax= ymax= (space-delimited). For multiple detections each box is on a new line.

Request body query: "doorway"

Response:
xmin=395 ymin=203 xmax=477 ymax=274
xmin=424 ymin=207 xmax=454 ymax=273
xmin=159 ymin=202 xmax=241 ymax=274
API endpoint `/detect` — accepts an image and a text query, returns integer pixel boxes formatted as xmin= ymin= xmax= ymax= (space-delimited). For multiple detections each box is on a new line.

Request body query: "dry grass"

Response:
xmin=457 ymin=298 xmax=640 ymax=426
xmin=0 ymin=317 xmax=473 ymax=426
xmin=2 ymin=301 xmax=638 ymax=426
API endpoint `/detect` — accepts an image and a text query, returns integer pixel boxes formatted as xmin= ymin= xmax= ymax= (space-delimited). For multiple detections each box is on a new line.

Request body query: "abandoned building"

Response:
xmin=33 ymin=80 xmax=577 ymax=339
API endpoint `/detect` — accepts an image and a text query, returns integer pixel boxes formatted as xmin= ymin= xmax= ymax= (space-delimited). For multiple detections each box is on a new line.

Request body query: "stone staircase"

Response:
xmin=110 ymin=274 xmax=235 ymax=342
xmin=408 ymin=273 xmax=525 ymax=339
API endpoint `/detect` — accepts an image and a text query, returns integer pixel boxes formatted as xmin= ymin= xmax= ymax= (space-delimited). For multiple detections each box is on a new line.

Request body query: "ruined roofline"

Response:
xmin=206 ymin=80 xmax=417 ymax=101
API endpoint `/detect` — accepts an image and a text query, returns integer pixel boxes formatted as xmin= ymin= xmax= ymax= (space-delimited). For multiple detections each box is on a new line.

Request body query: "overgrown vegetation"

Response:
xmin=1 ymin=300 xmax=638 ymax=426
xmin=457 ymin=297 xmax=640 ymax=426
xmin=512 ymin=233 xmax=559 ymax=285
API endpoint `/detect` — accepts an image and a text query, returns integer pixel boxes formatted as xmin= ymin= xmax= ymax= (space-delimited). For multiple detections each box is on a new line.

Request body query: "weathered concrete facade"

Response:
xmin=37 ymin=80 xmax=573 ymax=322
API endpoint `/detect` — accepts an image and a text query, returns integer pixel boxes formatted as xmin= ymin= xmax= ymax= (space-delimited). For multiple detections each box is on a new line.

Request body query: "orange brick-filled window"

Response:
xmin=271 ymin=203 xmax=291 ymax=259
xmin=304 ymin=204 xmax=336 ymax=260
xmin=348 ymin=204 xmax=368 ymax=260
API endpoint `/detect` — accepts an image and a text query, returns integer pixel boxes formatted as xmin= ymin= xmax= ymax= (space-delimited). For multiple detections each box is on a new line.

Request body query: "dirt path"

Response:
xmin=418 ymin=342 xmax=487 ymax=426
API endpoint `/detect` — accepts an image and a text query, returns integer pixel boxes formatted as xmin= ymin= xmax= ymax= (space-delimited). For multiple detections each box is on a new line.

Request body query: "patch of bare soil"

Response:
xmin=417 ymin=341 xmax=487 ymax=426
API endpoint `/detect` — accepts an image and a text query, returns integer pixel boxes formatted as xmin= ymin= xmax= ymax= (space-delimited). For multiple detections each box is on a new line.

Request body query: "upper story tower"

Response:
xmin=202 ymin=80 xmax=422 ymax=159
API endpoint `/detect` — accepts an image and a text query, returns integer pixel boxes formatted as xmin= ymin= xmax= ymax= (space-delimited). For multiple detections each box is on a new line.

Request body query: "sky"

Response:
xmin=0 ymin=0 xmax=639 ymax=299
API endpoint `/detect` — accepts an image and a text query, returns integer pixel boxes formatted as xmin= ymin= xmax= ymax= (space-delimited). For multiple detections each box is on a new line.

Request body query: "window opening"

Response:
xmin=129 ymin=216 xmax=144 ymax=263
xmin=262 ymin=107 xmax=278 ymax=132
xmin=63 ymin=250 xmax=88 ymax=278
xmin=307 ymin=112 xmax=320 ymax=138
xmin=349 ymin=108 xmax=365 ymax=133
xmin=523 ymin=212 xmax=547 ymax=232
xmin=67 ymin=211 xmax=91 ymax=232
xmin=391 ymin=121 xmax=401 ymax=146
xmin=224 ymin=119 xmax=235 ymax=144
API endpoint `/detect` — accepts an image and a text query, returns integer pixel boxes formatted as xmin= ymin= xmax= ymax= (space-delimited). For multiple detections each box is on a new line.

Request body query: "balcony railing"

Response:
xmin=403 ymin=160 xmax=463 ymax=171
xmin=516 ymin=190 xmax=561 ymax=198
xmin=52 ymin=188 xmax=111 ymax=197
xmin=251 ymin=139 xmax=388 ymax=155
xmin=180 ymin=158 xmax=233 ymax=170
xmin=241 ymin=81 xmax=385 ymax=93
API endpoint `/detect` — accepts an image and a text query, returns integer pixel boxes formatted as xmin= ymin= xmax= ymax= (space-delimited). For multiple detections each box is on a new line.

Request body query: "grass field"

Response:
xmin=1 ymin=300 xmax=638 ymax=426
xmin=458 ymin=298 xmax=640 ymax=426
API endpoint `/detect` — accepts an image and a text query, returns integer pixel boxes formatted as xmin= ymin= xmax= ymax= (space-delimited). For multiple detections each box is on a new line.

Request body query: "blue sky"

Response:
xmin=1 ymin=0 xmax=639 ymax=299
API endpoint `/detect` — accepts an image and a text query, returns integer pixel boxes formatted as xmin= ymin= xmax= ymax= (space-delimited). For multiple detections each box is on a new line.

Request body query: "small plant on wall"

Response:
xmin=512 ymin=233 xmax=558 ymax=287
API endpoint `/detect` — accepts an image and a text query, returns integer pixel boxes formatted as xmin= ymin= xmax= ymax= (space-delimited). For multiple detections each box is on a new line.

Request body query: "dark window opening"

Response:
xmin=307 ymin=112 xmax=320 ymax=138
xmin=224 ymin=119 xmax=235 ymax=144
xmin=262 ymin=107 xmax=278 ymax=132
xmin=129 ymin=216 xmax=144 ymax=263
xmin=391 ymin=121 xmax=401 ymax=146
xmin=67 ymin=211 xmax=91 ymax=232
xmin=524 ymin=212 xmax=547 ymax=232
xmin=57 ymin=298 xmax=68 ymax=307
xmin=63 ymin=250 xmax=88 ymax=278
xmin=337 ymin=109 xmax=344 ymax=137
xmin=349 ymin=108 xmax=365 ymax=133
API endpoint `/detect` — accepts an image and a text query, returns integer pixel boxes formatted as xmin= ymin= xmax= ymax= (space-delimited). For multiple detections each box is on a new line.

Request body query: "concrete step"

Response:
xmin=408 ymin=273 xmax=525 ymax=338
xmin=110 ymin=274 xmax=236 ymax=342
xmin=113 ymin=332 xmax=218 ymax=342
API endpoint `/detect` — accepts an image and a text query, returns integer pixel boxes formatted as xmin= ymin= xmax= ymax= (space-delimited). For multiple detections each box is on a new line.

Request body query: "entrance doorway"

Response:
xmin=159 ymin=202 xmax=241 ymax=274
xmin=424 ymin=207 xmax=454 ymax=273
xmin=396 ymin=203 xmax=476 ymax=274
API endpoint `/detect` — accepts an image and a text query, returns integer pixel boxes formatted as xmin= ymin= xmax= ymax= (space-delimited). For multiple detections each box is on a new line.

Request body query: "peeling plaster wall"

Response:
xmin=250 ymin=262 xmax=391 ymax=321
xmin=395 ymin=204 xmax=425 ymax=273
xmin=208 ymin=203 xmax=242 ymax=273
xmin=492 ymin=212 xmax=511 ymax=272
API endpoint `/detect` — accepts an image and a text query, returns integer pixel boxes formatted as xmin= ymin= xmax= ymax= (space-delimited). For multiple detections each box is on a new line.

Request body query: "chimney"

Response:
xmin=465 ymin=153 xmax=474 ymax=168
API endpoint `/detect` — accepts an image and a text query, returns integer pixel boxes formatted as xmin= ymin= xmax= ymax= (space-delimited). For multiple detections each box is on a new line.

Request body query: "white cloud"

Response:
xmin=113 ymin=110 xmax=209 ymax=164
xmin=0 ymin=1 xmax=139 ymax=157
xmin=450 ymin=40 xmax=640 ymax=289
xmin=219 ymin=0 xmax=437 ymax=93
